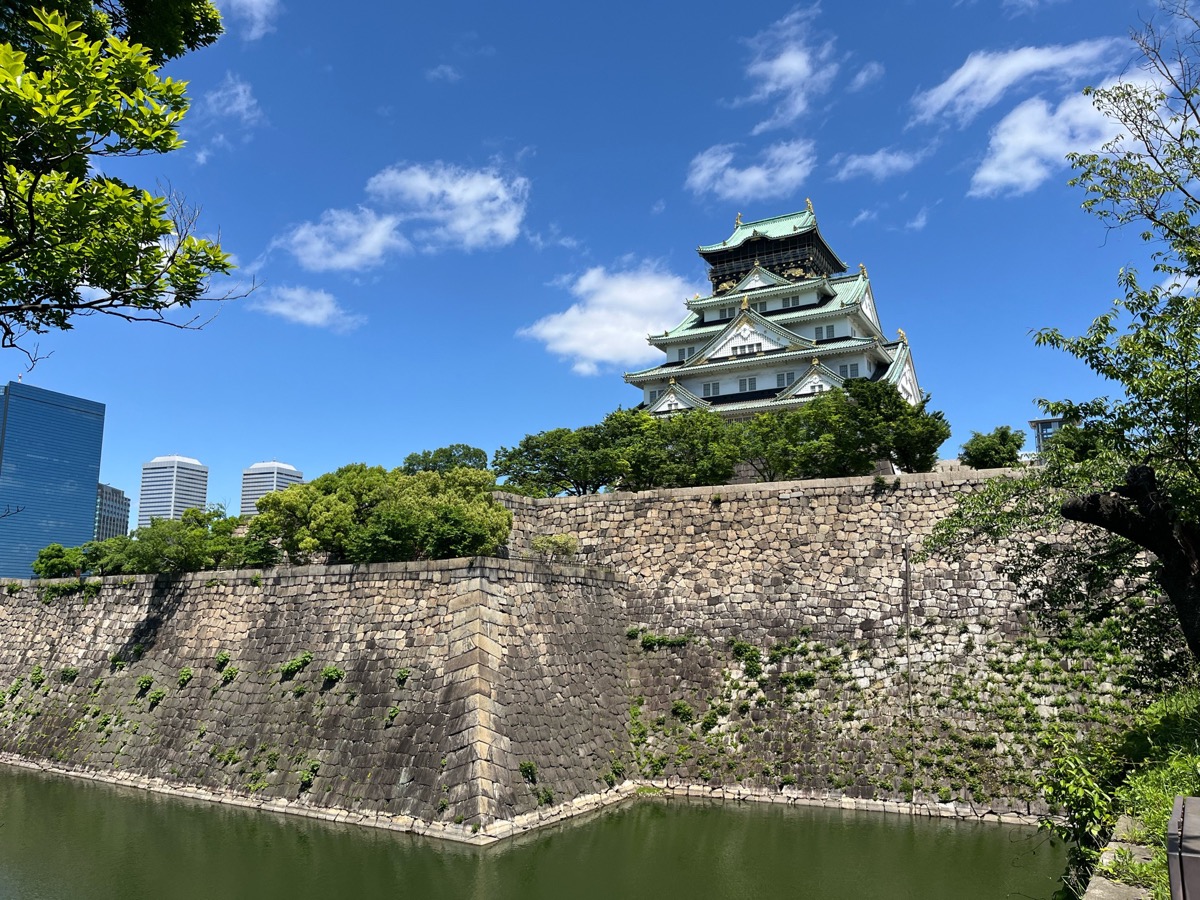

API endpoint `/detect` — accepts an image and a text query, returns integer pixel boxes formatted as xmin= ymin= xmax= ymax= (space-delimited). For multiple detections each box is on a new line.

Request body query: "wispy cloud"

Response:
xmin=969 ymin=89 xmax=1119 ymax=197
xmin=685 ymin=141 xmax=816 ymax=202
xmin=736 ymin=7 xmax=838 ymax=135
xmin=218 ymin=0 xmax=282 ymax=41
xmin=277 ymin=208 xmax=409 ymax=271
xmin=905 ymin=207 xmax=930 ymax=231
xmin=426 ymin=64 xmax=462 ymax=82
xmin=911 ymin=39 xmax=1123 ymax=125
xmin=833 ymin=147 xmax=929 ymax=182
xmin=366 ymin=162 xmax=529 ymax=251
xmin=252 ymin=285 xmax=364 ymax=331
xmin=520 ymin=264 xmax=705 ymax=375
xmin=273 ymin=162 xmax=529 ymax=270
xmin=850 ymin=209 xmax=877 ymax=226
xmin=202 ymin=73 xmax=263 ymax=125
xmin=847 ymin=61 xmax=884 ymax=93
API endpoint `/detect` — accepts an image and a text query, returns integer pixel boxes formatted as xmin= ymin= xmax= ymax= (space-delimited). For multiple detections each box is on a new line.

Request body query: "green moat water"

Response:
xmin=0 ymin=767 xmax=1065 ymax=899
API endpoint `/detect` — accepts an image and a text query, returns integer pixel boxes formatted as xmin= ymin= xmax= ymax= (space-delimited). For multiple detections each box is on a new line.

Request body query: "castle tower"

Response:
xmin=624 ymin=204 xmax=921 ymax=420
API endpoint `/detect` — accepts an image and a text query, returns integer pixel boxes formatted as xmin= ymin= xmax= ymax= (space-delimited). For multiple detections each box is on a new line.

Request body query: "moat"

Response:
xmin=0 ymin=766 xmax=1064 ymax=899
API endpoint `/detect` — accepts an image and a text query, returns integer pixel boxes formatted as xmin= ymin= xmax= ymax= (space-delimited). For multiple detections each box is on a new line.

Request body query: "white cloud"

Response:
xmin=252 ymin=285 xmax=364 ymax=331
xmin=276 ymin=208 xmax=409 ymax=271
xmin=366 ymin=162 xmax=529 ymax=250
xmin=426 ymin=64 xmax=462 ymax=82
xmin=520 ymin=264 xmax=705 ymax=375
xmin=202 ymin=73 xmax=262 ymax=125
xmin=737 ymin=7 xmax=838 ymax=134
xmin=905 ymin=207 xmax=929 ymax=231
xmin=685 ymin=141 xmax=816 ymax=202
xmin=833 ymin=147 xmax=928 ymax=182
xmin=912 ymin=39 xmax=1122 ymax=125
xmin=219 ymin=0 xmax=282 ymax=41
xmin=848 ymin=61 xmax=884 ymax=93
xmin=850 ymin=209 xmax=877 ymax=226
xmin=969 ymin=90 xmax=1119 ymax=197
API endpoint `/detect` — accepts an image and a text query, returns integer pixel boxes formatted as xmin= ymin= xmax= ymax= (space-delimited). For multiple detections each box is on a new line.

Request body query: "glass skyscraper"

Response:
xmin=0 ymin=382 xmax=105 ymax=578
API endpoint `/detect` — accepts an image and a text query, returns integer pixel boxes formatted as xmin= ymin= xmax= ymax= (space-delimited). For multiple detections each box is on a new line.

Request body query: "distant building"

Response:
xmin=138 ymin=455 xmax=208 ymax=527
xmin=239 ymin=461 xmax=303 ymax=517
xmin=1029 ymin=417 xmax=1064 ymax=454
xmin=94 ymin=483 xmax=130 ymax=541
xmin=625 ymin=203 xmax=921 ymax=420
xmin=0 ymin=382 xmax=105 ymax=577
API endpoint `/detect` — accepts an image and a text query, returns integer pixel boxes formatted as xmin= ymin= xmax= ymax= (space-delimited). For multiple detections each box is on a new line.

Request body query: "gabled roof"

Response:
xmin=684 ymin=306 xmax=814 ymax=366
xmin=731 ymin=265 xmax=792 ymax=293
xmin=776 ymin=359 xmax=846 ymax=400
xmin=646 ymin=380 xmax=708 ymax=415
xmin=698 ymin=210 xmax=815 ymax=253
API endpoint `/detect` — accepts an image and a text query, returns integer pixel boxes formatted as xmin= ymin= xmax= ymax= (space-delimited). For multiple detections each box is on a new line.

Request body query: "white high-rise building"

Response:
xmin=138 ymin=455 xmax=208 ymax=528
xmin=240 ymin=461 xmax=303 ymax=517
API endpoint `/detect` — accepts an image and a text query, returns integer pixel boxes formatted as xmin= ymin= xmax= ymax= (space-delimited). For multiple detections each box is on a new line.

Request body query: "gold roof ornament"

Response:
xmin=859 ymin=262 xmax=867 ymax=278
xmin=669 ymin=376 xmax=676 ymax=384
xmin=806 ymin=197 xmax=814 ymax=214
xmin=740 ymin=296 xmax=749 ymax=310
xmin=811 ymin=357 xmax=820 ymax=367
xmin=897 ymin=328 xmax=907 ymax=344
xmin=735 ymin=211 xmax=742 ymax=226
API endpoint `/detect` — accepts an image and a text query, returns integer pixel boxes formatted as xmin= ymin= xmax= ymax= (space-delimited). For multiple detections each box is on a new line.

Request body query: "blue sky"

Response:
xmin=15 ymin=0 xmax=1166 ymax=519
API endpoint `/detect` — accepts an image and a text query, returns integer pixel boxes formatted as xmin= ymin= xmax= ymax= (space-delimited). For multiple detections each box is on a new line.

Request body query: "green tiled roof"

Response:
xmin=697 ymin=209 xmax=815 ymax=254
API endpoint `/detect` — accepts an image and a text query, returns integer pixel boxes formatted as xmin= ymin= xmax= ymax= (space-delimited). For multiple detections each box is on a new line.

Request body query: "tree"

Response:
xmin=959 ymin=426 xmax=1025 ymax=470
xmin=0 ymin=11 xmax=233 ymax=362
xmin=927 ymin=4 xmax=1200 ymax=665
xmin=844 ymin=380 xmax=950 ymax=474
xmin=0 ymin=1 xmax=222 ymax=67
xmin=493 ymin=427 xmax=625 ymax=496
xmin=31 ymin=542 xmax=83 ymax=577
xmin=401 ymin=443 xmax=489 ymax=475
xmin=736 ymin=382 xmax=949 ymax=483
xmin=254 ymin=465 xmax=512 ymax=565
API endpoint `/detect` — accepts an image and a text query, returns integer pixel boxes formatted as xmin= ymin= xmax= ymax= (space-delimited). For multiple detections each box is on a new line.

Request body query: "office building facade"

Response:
xmin=138 ymin=455 xmax=208 ymax=527
xmin=240 ymin=461 xmax=303 ymax=517
xmin=95 ymin=483 xmax=130 ymax=541
xmin=0 ymin=382 xmax=105 ymax=577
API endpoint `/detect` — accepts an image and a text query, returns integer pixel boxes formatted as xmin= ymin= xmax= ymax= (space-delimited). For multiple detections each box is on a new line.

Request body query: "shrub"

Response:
xmin=29 ymin=665 xmax=45 ymax=689
xmin=530 ymin=533 xmax=579 ymax=560
xmin=640 ymin=632 xmax=689 ymax=651
xmin=147 ymin=689 xmax=166 ymax=709
xmin=136 ymin=674 xmax=153 ymax=693
xmin=177 ymin=667 xmax=193 ymax=688
xmin=320 ymin=665 xmax=344 ymax=684
xmin=670 ymin=700 xmax=695 ymax=723
xmin=221 ymin=666 xmax=238 ymax=685
xmin=394 ymin=668 xmax=410 ymax=687
xmin=59 ymin=667 xmax=79 ymax=682
xmin=214 ymin=650 xmax=230 ymax=670
xmin=519 ymin=761 xmax=538 ymax=784
xmin=280 ymin=652 xmax=313 ymax=679
xmin=298 ymin=760 xmax=320 ymax=790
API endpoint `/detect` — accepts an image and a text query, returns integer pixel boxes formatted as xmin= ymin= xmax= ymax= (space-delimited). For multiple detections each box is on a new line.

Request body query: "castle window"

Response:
xmin=702 ymin=382 xmax=720 ymax=397
xmin=777 ymin=371 xmax=795 ymax=388
xmin=738 ymin=377 xmax=757 ymax=392
xmin=718 ymin=306 xmax=735 ymax=319
xmin=781 ymin=295 xmax=801 ymax=309
xmin=731 ymin=343 xmax=762 ymax=356
xmin=751 ymin=301 xmax=767 ymax=313
xmin=838 ymin=363 xmax=860 ymax=379
xmin=676 ymin=346 xmax=696 ymax=362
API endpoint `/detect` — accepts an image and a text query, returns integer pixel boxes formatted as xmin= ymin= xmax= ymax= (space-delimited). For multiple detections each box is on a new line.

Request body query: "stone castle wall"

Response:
xmin=0 ymin=470 xmax=1119 ymax=840
xmin=0 ymin=559 xmax=630 ymax=840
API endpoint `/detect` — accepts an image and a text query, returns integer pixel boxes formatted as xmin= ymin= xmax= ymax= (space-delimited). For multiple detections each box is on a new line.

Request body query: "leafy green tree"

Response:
xmin=0 ymin=11 xmax=232 ymax=361
xmin=958 ymin=426 xmax=1025 ymax=470
xmin=927 ymin=5 xmax=1200 ymax=665
xmin=31 ymin=542 xmax=83 ymax=577
xmin=254 ymin=465 xmax=512 ymax=565
xmin=0 ymin=1 xmax=222 ymax=66
xmin=493 ymin=427 xmax=625 ymax=496
xmin=648 ymin=408 xmax=740 ymax=488
xmin=401 ymin=443 xmax=489 ymax=475
xmin=844 ymin=380 xmax=950 ymax=473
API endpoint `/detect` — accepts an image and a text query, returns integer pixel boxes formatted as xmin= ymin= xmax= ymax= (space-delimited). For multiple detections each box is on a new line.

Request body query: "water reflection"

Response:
xmin=0 ymin=767 xmax=1063 ymax=900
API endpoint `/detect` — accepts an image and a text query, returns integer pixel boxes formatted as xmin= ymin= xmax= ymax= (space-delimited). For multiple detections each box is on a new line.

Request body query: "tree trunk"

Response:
xmin=1061 ymin=465 xmax=1200 ymax=660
